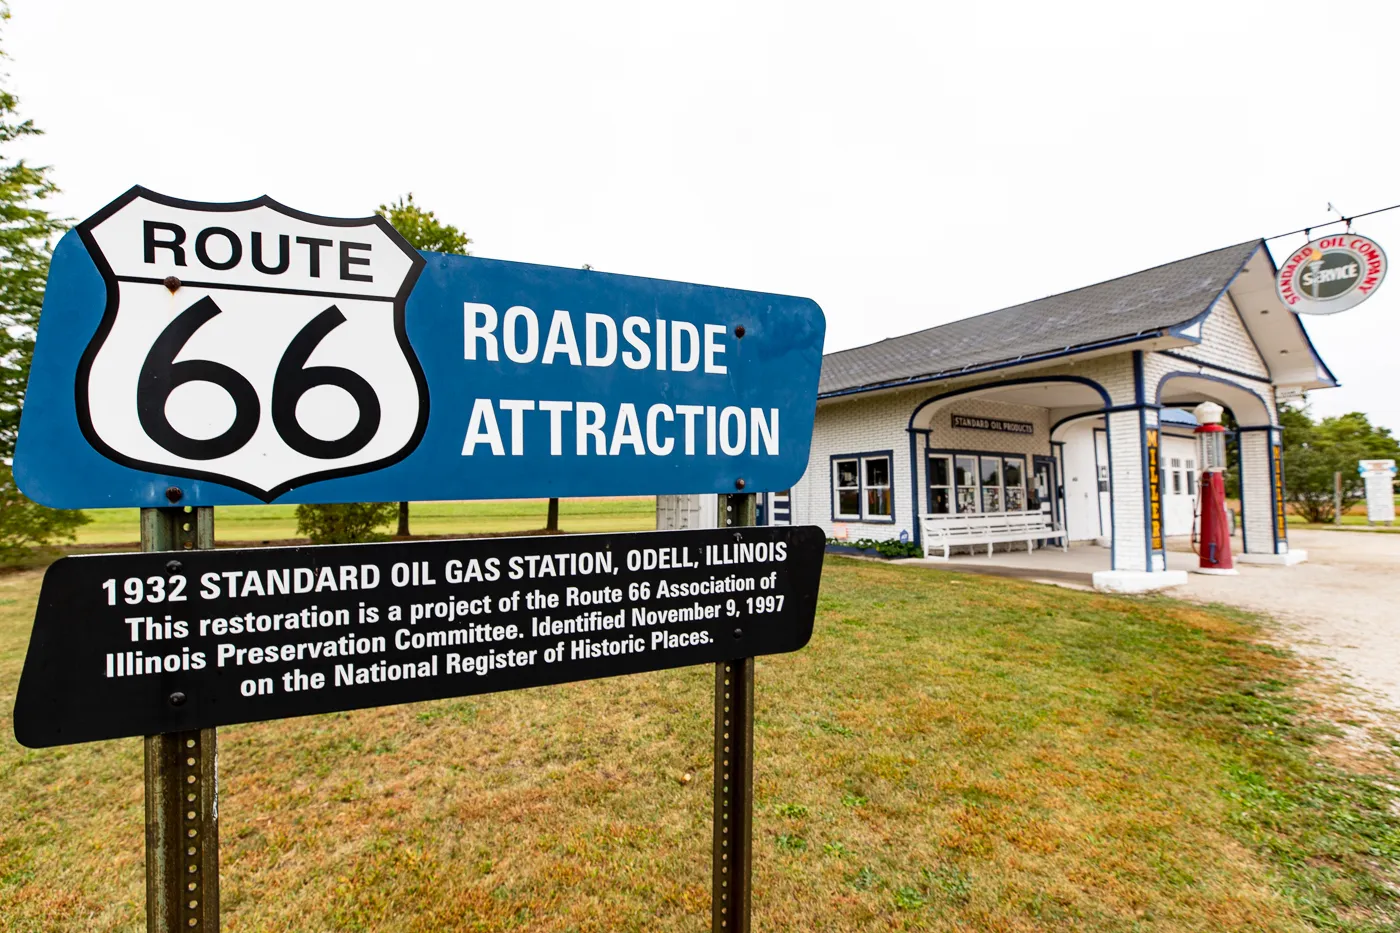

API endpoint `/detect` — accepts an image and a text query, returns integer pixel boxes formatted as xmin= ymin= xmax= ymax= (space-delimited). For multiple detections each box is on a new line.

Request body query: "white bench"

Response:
xmin=920 ymin=510 xmax=1067 ymax=559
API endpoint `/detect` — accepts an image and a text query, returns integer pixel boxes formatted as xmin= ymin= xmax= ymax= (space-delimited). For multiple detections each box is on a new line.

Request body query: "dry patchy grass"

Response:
xmin=1 ymin=557 xmax=1397 ymax=931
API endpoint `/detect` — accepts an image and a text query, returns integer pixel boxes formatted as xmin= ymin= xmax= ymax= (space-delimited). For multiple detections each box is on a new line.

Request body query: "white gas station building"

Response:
xmin=761 ymin=239 xmax=1335 ymax=592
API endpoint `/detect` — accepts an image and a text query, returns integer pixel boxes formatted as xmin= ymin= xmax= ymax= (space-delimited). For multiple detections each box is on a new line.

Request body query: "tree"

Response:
xmin=1282 ymin=403 xmax=1400 ymax=523
xmin=377 ymin=194 xmax=471 ymax=535
xmin=294 ymin=502 xmax=397 ymax=545
xmin=0 ymin=4 xmax=88 ymax=560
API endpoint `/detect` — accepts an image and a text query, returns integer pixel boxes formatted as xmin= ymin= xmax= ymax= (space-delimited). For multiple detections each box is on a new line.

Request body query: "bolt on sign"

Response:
xmin=13 ymin=527 xmax=823 ymax=748
xmin=1276 ymin=233 xmax=1387 ymax=315
xmin=14 ymin=188 xmax=825 ymax=508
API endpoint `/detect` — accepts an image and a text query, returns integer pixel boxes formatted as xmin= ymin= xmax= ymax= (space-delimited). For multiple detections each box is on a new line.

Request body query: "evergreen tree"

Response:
xmin=0 ymin=4 xmax=88 ymax=560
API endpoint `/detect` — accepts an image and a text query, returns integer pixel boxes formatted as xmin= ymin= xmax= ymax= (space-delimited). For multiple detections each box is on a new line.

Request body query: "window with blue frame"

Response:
xmin=930 ymin=451 xmax=1029 ymax=514
xmin=927 ymin=454 xmax=952 ymax=514
xmin=832 ymin=453 xmax=893 ymax=522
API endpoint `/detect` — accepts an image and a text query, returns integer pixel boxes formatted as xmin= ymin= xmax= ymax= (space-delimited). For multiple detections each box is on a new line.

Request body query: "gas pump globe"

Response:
xmin=1192 ymin=402 xmax=1237 ymax=574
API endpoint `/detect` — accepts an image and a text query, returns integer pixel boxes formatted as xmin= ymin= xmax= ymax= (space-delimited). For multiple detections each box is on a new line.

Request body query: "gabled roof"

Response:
xmin=820 ymin=239 xmax=1264 ymax=397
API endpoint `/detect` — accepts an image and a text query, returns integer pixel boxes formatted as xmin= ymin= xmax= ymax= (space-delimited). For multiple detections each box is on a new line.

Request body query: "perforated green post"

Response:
xmin=713 ymin=493 xmax=756 ymax=933
xmin=141 ymin=507 xmax=219 ymax=933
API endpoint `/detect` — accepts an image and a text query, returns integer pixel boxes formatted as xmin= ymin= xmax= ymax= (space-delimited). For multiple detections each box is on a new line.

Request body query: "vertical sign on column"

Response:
xmin=1145 ymin=428 xmax=1164 ymax=553
xmin=1272 ymin=439 xmax=1288 ymax=546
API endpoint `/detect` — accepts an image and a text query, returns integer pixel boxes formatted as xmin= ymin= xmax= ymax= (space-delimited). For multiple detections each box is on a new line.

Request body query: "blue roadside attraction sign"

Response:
xmin=15 ymin=187 xmax=825 ymax=508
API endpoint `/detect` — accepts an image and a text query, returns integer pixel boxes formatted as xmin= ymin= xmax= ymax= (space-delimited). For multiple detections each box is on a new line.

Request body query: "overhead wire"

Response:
xmin=1264 ymin=203 xmax=1400 ymax=242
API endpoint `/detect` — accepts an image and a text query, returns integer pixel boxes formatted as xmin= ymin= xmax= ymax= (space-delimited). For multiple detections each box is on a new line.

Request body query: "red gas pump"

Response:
xmin=1191 ymin=401 xmax=1237 ymax=574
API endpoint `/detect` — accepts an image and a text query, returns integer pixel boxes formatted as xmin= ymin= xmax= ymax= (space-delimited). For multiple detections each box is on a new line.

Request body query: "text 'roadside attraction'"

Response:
xmin=15 ymin=187 xmax=825 ymax=508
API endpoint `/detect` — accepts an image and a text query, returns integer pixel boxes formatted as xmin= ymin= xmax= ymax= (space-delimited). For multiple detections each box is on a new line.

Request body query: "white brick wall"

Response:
xmin=1107 ymin=409 xmax=1147 ymax=571
xmin=791 ymin=345 xmax=1288 ymax=572
xmin=1170 ymin=294 xmax=1270 ymax=379
xmin=793 ymin=388 xmax=923 ymax=542
xmin=791 ymin=356 xmax=1137 ymax=543
xmin=1238 ymin=430 xmax=1276 ymax=555
xmin=1145 ymin=349 xmax=1279 ymax=426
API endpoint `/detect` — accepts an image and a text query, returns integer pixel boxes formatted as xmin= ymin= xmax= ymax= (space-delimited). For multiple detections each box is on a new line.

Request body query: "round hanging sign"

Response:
xmin=1276 ymin=232 xmax=1386 ymax=315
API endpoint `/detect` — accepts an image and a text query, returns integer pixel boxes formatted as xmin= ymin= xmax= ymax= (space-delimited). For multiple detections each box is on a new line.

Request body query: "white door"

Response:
xmin=1162 ymin=436 xmax=1198 ymax=536
xmin=1094 ymin=430 xmax=1112 ymax=541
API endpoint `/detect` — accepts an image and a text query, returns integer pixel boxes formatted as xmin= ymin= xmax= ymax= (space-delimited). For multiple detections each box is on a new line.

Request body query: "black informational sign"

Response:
xmin=14 ymin=526 xmax=823 ymax=748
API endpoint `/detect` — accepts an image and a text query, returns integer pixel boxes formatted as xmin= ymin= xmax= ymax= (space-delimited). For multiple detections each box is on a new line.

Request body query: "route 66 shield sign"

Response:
xmin=15 ymin=186 xmax=824 ymax=509
xmin=72 ymin=188 xmax=427 ymax=500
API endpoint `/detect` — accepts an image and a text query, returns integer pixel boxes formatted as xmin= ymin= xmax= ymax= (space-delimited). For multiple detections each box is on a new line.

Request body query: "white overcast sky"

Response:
xmin=9 ymin=1 xmax=1400 ymax=431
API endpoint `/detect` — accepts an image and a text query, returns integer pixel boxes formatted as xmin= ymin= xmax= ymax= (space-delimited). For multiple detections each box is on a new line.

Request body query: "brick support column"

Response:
xmin=1239 ymin=428 xmax=1283 ymax=555
xmin=1106 ymin=409 xmax=1147 ymax=572
xmin=1092 ymin=406 xmax=1188 ymax=591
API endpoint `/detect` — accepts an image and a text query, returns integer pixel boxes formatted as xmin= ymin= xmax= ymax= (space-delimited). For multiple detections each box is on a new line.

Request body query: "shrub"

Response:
xmin=294 ymin=503 xmax=397 ymax=544
xmin=827 ymin=537 xmax=922 ymax=558
xmin=0 ymin=465 xmax=89 ymax=564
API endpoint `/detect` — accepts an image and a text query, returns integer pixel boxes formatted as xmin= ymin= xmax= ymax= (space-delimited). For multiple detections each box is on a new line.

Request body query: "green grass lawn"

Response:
xmin=73 ymin=497 xmax=657 ymax=545
xmin=1 ymin=558 xmax=1397 ymax=931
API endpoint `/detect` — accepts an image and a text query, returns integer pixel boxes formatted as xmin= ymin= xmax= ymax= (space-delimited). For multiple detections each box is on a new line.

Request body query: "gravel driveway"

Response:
xmin=1177 ymin=529 xmax=1400 ymax=712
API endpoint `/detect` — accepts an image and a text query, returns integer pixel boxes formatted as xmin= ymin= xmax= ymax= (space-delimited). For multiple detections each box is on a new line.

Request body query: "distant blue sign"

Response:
xmin=15 ymin=188 xmax=825 ymax=508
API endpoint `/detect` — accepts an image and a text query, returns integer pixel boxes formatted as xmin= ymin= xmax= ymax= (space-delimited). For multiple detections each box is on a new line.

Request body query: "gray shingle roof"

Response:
xmin=819 ymin=239 xmax=1262 ymax=396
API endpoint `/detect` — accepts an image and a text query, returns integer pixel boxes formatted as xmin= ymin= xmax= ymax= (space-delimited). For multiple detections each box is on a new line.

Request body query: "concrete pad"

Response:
xmin=1236 ymin=549 xmax=1308 ymax=566
xmin=1092 ymin=569 xmax=1189 ymax=594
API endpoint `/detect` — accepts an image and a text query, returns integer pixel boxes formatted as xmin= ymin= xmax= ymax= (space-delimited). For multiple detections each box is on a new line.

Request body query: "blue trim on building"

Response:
xmin=1140 ymin=410 xmax=1167 ymax=571
xmin=1156 ymin=349 xmax=1273 ymax=386
xmin=1133 ymin=350 xmax=1145 ymax=405
xmin=1165 ymin=241 xmax=1263 ymax=336
xmin=1257 ymin=240 xmax=1340 ymax=387
xmin=1051 ymin=441 xmax=1068 ymax=538
xmin=923 ymin=447 xmax=1035 ymax=517
xmin=1140 ymin=408 xmax=1152 ymax=570
xmin=1051 ymin=410 xmax=1103 ymax=437
xmin=1266 ymin=428 xmax=1280 ymax=553
xmin=907 ymin=430 xmax=924 ymax=547
xmin=1275 ymin=429 xmax=1288 ymax=547
xmin=1154 ymin=370 xmax=1276 ymax=427
xmin=906 ymin=375 xmax=1112 ymax=431
xmin=829 ymin=450 xmax=897 ymax=525
xmin=823 ymin=338 xmax=1143 ymax=402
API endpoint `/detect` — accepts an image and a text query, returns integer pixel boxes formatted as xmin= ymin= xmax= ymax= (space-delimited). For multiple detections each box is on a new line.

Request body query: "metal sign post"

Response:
xmin=11 ymin=183 xmax=827 ymax=931
xmin=714 ymin=492 xmax=756 ymax=933
xmin=140 ymin=506 xmax=218 ymax=933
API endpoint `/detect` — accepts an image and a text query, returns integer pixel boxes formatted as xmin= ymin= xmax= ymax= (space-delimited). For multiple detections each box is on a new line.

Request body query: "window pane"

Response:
xmin=838 ymin=490 xmax=860 ymax=515
xmin=928 ymin=456 xmax=950 ymax=487
xmin=1171 ymin=458 xmax=1181 ymax=468
xmin=1172 ymin=472 xmax=1182 ymax=494
xmin=930 ymin=488 xmax=950 ymax=514
xmin=865 ymin=457 xmax=890 ymax=488
xmin=836 ymin=460 xmax=858 ymax=488
xmin=1003 ymin=458 xmax=1024 ymax=488
xmin=866 ymin=487 xmax=891 ymax=516
xmin=983 ymin=486 xmax=1002 ymax=512
xmin=1186 ymin=471 xmax=1197 ymax=494
xmin=980 ymin=456 xmax=1000 ymax=487
xmin=1005 ymin=485 xmax=1025 ymax=511
xmin=955 ymin=456 xmax=977 ymax=488
xmin=956 ymin=487 xmax=978 ymax=513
